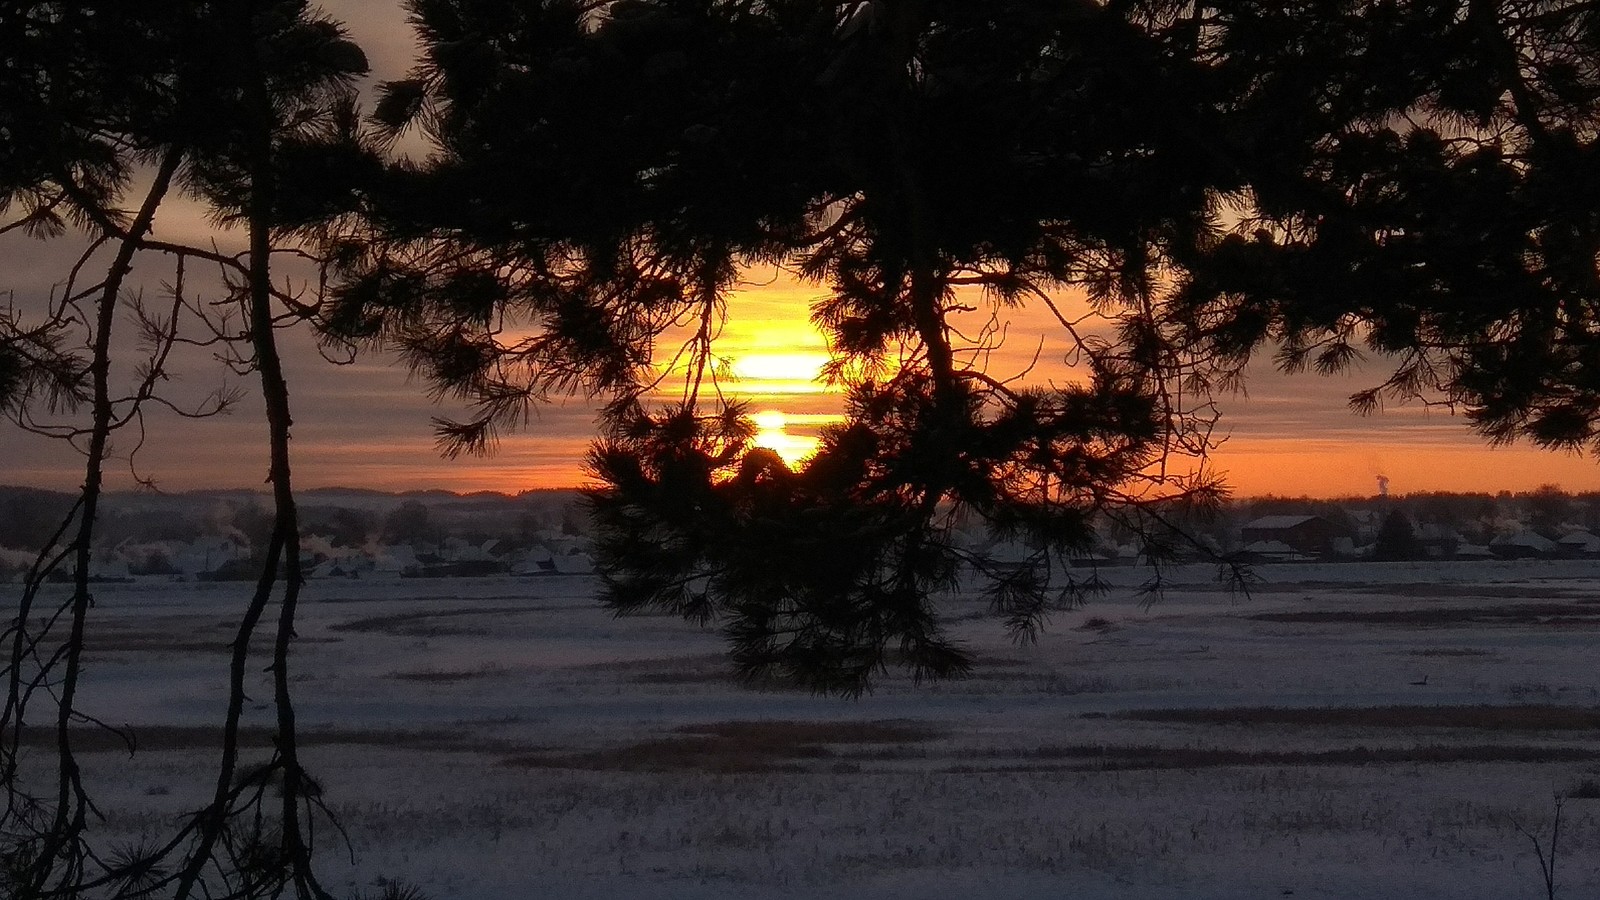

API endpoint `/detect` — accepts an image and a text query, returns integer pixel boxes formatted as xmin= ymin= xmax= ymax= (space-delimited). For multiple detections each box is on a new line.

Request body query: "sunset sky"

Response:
xmin=3 ymin=1 xmax=1598 ymax=499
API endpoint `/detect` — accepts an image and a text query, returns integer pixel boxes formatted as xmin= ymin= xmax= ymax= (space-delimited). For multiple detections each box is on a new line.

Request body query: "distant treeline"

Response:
xmin=2 ymin=483 xmax=1595 ymax=562
xmin=0 ymin=485 xmax=591 ymax=558
xmin=1179 ymin=485 xmax=1600 ymax=551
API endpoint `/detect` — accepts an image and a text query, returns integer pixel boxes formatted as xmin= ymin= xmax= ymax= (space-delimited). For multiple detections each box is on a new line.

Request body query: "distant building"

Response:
xmin=372 ymin=545 xmax=420 ymax=576
xmin=1235 ymin=540 xmax=1312 ymax=564
xmin=510 ymin=542 xmax=595 ymax=576
xmin=511 ymin=546 xmax=558 ymax=575
xmin=1489 ymin=530 xmax=1559 ymax=559
xmin=1414 ymin=523 xmax=1463 ymax=559
xmin=169 ymin=536 xmax=249 ymax=575
xmin=551 ymin=551 xmax=595 ymax=575
xmin=1239 ymin=515 xmax=1339 ymax=556
xmin=88 ymin=557 xmax=132 ymax=581
xmin=1557 ymin=530 xmax=1600 ymax=557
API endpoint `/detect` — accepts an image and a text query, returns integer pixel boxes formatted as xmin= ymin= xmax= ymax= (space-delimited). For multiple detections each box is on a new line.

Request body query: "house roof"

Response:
xmin=1242 ymin=515 xmax=1323 ymax=531
xmin=1489 ymin=531 xmax=1558 ymax=551
xmin=1558 ymin=530 xmax=1600 ymax=551
xmin=1241 ymin=540 xmax=1300 ymax=555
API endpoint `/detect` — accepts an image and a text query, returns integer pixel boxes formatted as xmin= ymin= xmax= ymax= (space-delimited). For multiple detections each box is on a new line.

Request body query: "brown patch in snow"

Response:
xmin=945 ymin=743 xmax=1600 ymax=773
xmin=329 ymin=605 xmax=541 ymax=636
xmin=1117 ymin=705 xmax=1600 ymax=730
xmin=1251 ymin=603 xmax=1600 ymax=626
xmin=502 ymin=719 xmax=941 ymax=773
xmin=387 ymin=667 xmax=502 ymax=683
xmin=12 ymin=725 xmax=496 ymax=754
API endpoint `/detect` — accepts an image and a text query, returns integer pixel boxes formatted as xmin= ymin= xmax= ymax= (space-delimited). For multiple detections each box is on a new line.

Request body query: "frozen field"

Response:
xmin=22 ymin=559 xmax=1600 ymax=898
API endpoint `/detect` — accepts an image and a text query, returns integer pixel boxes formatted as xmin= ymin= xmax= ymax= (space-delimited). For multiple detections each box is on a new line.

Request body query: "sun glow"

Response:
xmin=632 ymin=272 xmax=852 ymax=469
xmin=751 ymin=409 xmax=823 ymax=467
xmin=730 ymin=352 xmax=834 ymax=392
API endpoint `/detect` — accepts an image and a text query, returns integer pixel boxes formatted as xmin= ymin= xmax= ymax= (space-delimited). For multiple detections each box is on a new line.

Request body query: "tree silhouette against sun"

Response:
xmin=328 ymin=0 xmax=1600 ymax=694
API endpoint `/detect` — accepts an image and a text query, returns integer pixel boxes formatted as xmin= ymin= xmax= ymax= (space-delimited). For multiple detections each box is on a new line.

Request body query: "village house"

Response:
xmin=1413 ymin=523 xmax=1463 ymax=559
xmin=1558 ymin=529 xmax=1600 ymax=557
xmin=1489 ymin=530 xmax=1559 ymax=560
xmin=1239 ymin=515 xmax=1341 ymax=557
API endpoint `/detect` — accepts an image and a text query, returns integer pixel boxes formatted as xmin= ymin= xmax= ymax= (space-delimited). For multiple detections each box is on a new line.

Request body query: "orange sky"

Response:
xmin=5 ymin=0 xmax=1599 ymax=499
xmin=682 ymin=274 xmax=1600 ymax=500
xmin=5 ymin=234 xmax=1600 ymax=499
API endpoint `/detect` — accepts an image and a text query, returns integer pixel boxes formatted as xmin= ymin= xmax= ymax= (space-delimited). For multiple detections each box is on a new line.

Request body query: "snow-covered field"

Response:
xmin=30 ymin=560 xmax=1600 ymax=898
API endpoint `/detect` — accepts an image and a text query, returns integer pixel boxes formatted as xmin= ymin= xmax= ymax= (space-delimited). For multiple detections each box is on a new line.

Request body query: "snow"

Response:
xmin=1490 ymin=531 xmax=1560 ymax=554
xmin=1240 ymin=514 xmax=1324 ymax=530
xmin=1238 ymin=539 xmax=1308 ymax=559
xmin=18 ymin=559 xmax=1600 ymax=898
xmin=1560 ymin=530 xmax=1600 ymax=554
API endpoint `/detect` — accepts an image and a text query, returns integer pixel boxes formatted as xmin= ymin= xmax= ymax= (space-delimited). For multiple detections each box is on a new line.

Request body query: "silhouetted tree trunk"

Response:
xmin=6 ymin=146 xmax=182 ymax=899
xmin=338 ymin=0 xmax=1234 ymax=694
xmin=176 ymin=9 xmax=331 ymax=895
xmin=4 ymin=4 xmax=368 ymax=897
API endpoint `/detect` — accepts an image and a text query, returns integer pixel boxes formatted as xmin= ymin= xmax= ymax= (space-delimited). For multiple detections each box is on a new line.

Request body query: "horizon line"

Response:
xmin=2 ymin=483 xmax=1593 ymax=503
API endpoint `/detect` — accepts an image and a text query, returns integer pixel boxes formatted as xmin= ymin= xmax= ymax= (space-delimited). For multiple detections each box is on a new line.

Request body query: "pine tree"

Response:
xmin=1168 ymin=1 xmax=1600 ymax=453
xmin=332 ymin=0 xmax=1600 ymax=693
xmin=1373 ymin=510 xmax=1421 ymax=562
xmin=332 ymin=0 xmax=1238 ymax=694
xmin=1 ymin=3 xmax=370 ymax=897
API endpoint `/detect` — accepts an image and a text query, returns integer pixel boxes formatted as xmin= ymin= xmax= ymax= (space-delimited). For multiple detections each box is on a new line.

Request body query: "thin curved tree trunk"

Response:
xmin=15 ymin=147 xmax=183 ymax=899
xmin=239 ymin=12 xmax=325 ymax=895
xmin=244 ymin=69 xmax=326 ymax=900
xmin=175 ymin=8 xmax=327 ymax=895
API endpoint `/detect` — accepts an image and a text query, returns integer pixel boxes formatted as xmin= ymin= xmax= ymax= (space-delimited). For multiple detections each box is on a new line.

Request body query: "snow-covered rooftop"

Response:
xmin=1488 ymin=530 xmax=1558 ymax=551
xmin=1242 ymin=514 xmax=1322 ymax=530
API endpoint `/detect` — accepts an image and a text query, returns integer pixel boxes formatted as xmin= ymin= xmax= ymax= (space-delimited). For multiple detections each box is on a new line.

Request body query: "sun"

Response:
xmin=750 ymin=409 xmax=821 ymax=468
xmin=729 ymin=351 xmax=833 ymax=393
xmin=646 ymin=271 xmax=851 ymax=468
